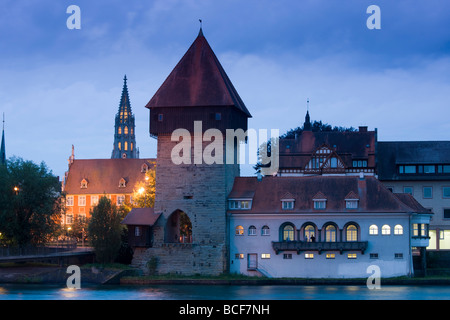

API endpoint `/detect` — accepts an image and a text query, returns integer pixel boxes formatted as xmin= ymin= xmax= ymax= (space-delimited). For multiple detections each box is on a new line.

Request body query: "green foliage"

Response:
xmin=87 ymin=196 xmax=123 ymax=263
xmin=146 ymin=256 xmax=158 ymax=275
xmin=0 ymin=157 xmax=62 ymax=246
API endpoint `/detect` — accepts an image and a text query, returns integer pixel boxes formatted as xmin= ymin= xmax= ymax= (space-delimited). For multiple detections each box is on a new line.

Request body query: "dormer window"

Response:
xmin=346 ymin=200 xmax=359 ymax=209
xmin=80 ymin=179 xmax=88 ymax=189
xmin=282 ymin=200 xmax=294 ymax=210
xmin=313 ymin=200 xmax=326 ymax=210
xmin=312 ymin=192 xmax=327 ymax=210
xmin=119 ymin=178 xmax=127 ymax=188
xmin=229 ymin=199 xmax=252 ymax=210
xmin=141 ymin=163 xmax=149 ymax=173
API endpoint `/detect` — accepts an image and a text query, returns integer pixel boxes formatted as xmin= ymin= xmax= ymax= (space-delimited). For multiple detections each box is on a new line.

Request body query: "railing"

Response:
xmin=272 ymin=240 xmax=368 ymax=255
xmin=0 ymin=241 xmax=77 ymax=257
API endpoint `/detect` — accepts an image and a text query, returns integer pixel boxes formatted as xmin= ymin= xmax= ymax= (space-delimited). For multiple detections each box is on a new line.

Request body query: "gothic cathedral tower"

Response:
xmin=141 ymin=28 xmax=251 ymax=275
xmin=111 ymin=75 xmax=138 ymax=159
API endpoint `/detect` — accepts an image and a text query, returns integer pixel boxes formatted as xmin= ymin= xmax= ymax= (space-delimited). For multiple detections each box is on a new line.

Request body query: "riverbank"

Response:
xmin=1 ymin=263 xmax=450 ymax=286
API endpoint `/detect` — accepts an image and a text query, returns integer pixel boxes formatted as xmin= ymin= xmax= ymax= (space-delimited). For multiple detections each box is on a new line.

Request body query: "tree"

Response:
xmin=133 ymin=169 xmax=156 ymax=208
xmin=87 ymin=196 xmax=122 ymax=263
xmin=0 ymin=157 xmax=62 ymax=246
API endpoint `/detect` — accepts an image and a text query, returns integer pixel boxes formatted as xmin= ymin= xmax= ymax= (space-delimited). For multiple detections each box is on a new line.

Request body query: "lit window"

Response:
xmin=124 ymin=141 xmax=128 ymax=151
xmin=305 ymin=253 xmax=314 ymax=259
xmin=235 ymin=225 xmax=244 ymax=236
xmin=369 ymin=224 xmax=378 ymax=235
xmin=80 ymin=179 xmax=88 ymax=189
xmin=347 ymin=253 xmax=357 ymax=259
xmin=326 ymin=253 xmax=335 ymax=259
xmin=413 ymin=223 xmax=419 ymax=236
xmin=283 ymin=225 xmax=294 ymax=241
xmin=91 ymin=195 xmax=99 ymax=206
xmin=282 ymin=200 xmax=294 ymax=210
xmin=381 ymin=224 xmax=391 ymax=235
xmin=118 ymin=142 xmax=121 ymax=150
xmin=124 ymin=126 xmax=129 ymax=135
xmin=304 ymin=225 xmax=315 ymax=242
xmin=66 ymin=196 xmax=74 ymax=207
xmin=248 ymin=225 xmax=257 ymax=236
xmin=229 ymin=200 xmax=251 ymax=210
xmin=118 ymin=127 xmax=122 ymax=134
xmin=78 ymin=196 xmax=86 ymax=207
xmin=346 ymin=225 xmax=358 ymax=241
xmin=235 ymin=253 xmax=244 ymax=259
xmin=262 ymin=226 xmax=270 ymax=236
xmin=394 ymin=224 xmax=403 ymax=235
xmin=325 ymin=225 xmax=336 ymax=242
xmin=261 ymin=254 xmax=271 ymax=259
xmin=117 ymin=195 xmax=125 ymax=206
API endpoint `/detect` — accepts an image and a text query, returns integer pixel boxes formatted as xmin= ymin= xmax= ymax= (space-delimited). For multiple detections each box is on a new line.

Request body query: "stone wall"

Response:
xmin=131 ymin=134 xmax=240 ymax=275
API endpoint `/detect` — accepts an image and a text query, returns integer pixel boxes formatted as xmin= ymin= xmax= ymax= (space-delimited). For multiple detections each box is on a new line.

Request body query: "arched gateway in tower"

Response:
xmin=128 ymin=28 xmax=251 ymax=275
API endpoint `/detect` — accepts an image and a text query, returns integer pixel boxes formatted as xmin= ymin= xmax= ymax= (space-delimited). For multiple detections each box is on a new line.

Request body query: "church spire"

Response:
xmin=1 ymin=113 xmax=6 ymax=165
xmin=112 ymin=75 xmax=138 ymax=159
xmin=303 ymin=99 xmax=312 ymax=131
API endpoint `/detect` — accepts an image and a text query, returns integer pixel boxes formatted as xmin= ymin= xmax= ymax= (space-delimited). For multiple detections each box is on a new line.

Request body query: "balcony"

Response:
xmin=272 ymin=241 xmax=368 ymax=255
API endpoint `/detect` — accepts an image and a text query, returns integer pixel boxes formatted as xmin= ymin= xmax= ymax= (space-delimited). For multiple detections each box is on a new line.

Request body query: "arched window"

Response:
xmin=118 ymin=142 xmax=121 ymax=150
xmin=283 ymin=225 xmax=294 ymax=241
xmin=262 ymin=225 xmax=270 ymax=236
xmin=304 ymin=225 xmax=316 ymax=242
xmin=325 ymin=225 xmax=336 ymax=242
xmin=369 ymin=224 xmax=378 ymax=235
xmin=248 ymin=225 xmax=257 ymax=236
xmin=235 ymin=226 xmax=244 ymax=236
xmin=118 ymin=127 xmax=122 ymax=134
xmin=382 ymin=224 xmax=391 ymax=235
xmin=124 ymin=141 xmax=128 ymax=151
xmin=346 ymin=224 xmax=358 ymax=241
xmin=124 ymin=126 xmax=129 ymax=135
xmin=394 ymin=224 xmax=403 ymax=235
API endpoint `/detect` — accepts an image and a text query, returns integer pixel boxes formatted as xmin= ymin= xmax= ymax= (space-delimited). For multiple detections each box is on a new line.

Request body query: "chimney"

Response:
xmin=359 ymin=126 xmax=368 ymax=133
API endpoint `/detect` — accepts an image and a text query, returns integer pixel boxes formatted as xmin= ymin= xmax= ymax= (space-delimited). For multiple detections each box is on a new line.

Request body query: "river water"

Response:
xmin=0 ymin=284 xmax=449 ymax=300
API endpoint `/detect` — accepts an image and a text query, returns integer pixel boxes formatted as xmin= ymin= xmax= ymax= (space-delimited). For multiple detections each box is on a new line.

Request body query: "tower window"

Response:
xmin=118 ymin=127 xmax=122 ymax=134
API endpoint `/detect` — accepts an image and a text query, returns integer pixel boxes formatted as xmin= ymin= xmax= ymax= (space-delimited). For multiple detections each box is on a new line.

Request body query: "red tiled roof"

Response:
xmin=145 ymin=29 xmax=252 ymax=118
xmin=121 ymin=207 xmax=161 ymax=226
xmin=63 ymin=158 xmax=155 ymax=195
xmin=228 ymin=175 xmax=426 ymax=214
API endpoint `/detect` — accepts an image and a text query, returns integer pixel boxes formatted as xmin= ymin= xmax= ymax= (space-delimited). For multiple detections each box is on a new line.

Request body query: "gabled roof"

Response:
xmin=121 ymin=207 xmax=161 ymax=226
xmin=228 ymin=175 xmax=424 ymax=214
xmin=145 ymin=29 xmax=252 ymax=118
xmin=63 ymin=158 xmax=155 ymax=195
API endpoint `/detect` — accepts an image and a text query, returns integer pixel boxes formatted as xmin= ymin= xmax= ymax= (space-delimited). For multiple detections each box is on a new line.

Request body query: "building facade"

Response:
xmin=228 ymin=175 xmax=431 ymax=278
xmin=62 ymin=149 xmax=154 ymax=224
xmin=377 ymin=141 xmax=450 ymax=251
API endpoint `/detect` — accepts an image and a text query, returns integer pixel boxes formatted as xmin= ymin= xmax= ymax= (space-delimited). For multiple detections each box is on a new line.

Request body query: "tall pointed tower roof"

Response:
xmin=146 ymin=29 xmax=252 ymax=117
xmin=0 ymin=113 xmax=6 ymax=165
xmin=119 ymin=75 xmax=132 ymax=115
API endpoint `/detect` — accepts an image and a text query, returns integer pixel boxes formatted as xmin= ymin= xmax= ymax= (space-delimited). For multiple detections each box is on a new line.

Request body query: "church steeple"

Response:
xmin=303 ymin=99 xmax=312 ymax=131
xmin=111 ymin=75 xmax=138 ymax=159
xmin=1 ymin=113 xmax=6 ymax=165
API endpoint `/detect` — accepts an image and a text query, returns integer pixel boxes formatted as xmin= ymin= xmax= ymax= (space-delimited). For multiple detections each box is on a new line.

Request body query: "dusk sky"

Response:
xmin=1 ymin=0 xmax=449 ymax=178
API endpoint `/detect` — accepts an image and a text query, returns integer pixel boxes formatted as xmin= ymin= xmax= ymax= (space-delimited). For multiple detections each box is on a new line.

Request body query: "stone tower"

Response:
xmin=139 ymin=28 xmax=251 ymax=275
xmin=111 ymin=75 xmax=138 ymax=159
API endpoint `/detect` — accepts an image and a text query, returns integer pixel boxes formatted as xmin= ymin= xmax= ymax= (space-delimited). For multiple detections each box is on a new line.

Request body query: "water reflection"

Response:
xmin=0 ymin=284 xmax=449 ymax=300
